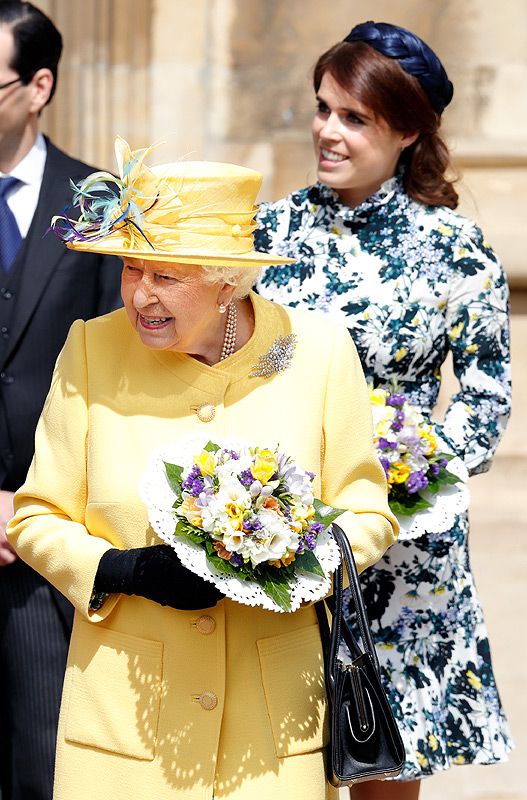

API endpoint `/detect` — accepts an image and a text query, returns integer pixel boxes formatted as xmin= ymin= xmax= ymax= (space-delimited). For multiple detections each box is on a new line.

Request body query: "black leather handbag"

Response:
xmin=315 ymin=523 xmax=405 ymax=787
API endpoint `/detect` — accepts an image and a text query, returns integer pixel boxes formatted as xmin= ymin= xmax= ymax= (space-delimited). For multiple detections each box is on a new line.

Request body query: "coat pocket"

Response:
xmin=65 ymin=622 xmax=163 ymax=760
xmin=257 ymin=624 xmax=328 ymax=758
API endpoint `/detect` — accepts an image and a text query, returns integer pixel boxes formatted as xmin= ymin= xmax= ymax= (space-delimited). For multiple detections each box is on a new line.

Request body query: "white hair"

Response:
xmin=199 ymin=264 xmax=262 ymax=298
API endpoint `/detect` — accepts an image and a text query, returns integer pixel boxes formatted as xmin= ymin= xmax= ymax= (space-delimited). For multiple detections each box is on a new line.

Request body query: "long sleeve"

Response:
xmin=6 ymin=319 xmax=117 ymax=620
xmin=321 ymin=325 xmax=399 ymax=572
xmin=441 ymin=223 xmax=511 ymax=475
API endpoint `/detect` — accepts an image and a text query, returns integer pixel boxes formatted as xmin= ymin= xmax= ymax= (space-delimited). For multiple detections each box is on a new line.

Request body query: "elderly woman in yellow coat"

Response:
xmin=7 ymin=138 xmax=398 ymax=800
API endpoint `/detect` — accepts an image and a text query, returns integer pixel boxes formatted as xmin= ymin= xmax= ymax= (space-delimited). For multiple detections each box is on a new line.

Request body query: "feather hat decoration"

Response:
xmin=51 ymin=137 xmax=293 ymax=267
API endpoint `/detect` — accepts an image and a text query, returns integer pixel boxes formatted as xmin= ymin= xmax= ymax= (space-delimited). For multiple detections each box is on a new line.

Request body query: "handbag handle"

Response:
xmin=316 ymin=523 xmax=381 ymax=700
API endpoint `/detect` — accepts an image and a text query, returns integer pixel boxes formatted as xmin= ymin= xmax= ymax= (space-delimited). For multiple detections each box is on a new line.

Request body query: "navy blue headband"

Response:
xmin=344 ymin=21 xmax=453 ymax=115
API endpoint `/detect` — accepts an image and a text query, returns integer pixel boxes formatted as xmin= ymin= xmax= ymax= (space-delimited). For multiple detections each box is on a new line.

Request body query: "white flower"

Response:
xmin=282 ymin=465 xmax=314 ymax=505
xmin=241 ymin=510 xmax=299 ymax=566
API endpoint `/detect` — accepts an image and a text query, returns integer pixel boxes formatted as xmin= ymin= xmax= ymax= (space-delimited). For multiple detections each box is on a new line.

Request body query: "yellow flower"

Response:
xmin=416 ymin=751 xmax=429 ymax=767
xmin=225 ymin=502 xmax=244 ymax=531
xmin=419 ymin=428 xmax=437 ymax=455
xmin=250 ymin=449 xmax=278 ymax=485
xmin=437 ymin=223 xmax=453 ymax=236
xmin=454 ymin=755 xmax=466 ymax=765
xmin=483 ymin=276 xmax=492 ymax=289
xmin=465 ymin=344 xmax=478 ymax=354
xmin=389 ymin=463 xmax=411 ymax=484
xmin=291 ymin=504 xmax=315 ymax=531
xmin=179 ymin=497 xmax=203 ymax=527
xmin=369 ymin=387 xmax=388 ymax=405
xmin=194 ymin=450 xmax=215 ymax=476
xmin=449 ymin=322 xmax=464 ymax=340
xmin=428 ymin=735 xmax=439 ymax=752
xmin=411 ymin=314 xmax=420 ymax=326
xmin=394 ymin=347 xmax=407 ymax=362
xmin=432 ymin=585 xmax=446 ymax=595
xmin=466 ymin=670 xmax=482 ymax=690
xmin=331 ymin=225 xmax=341 ymax=236
xmin=270 ymin=552 xmax=297 ymax=568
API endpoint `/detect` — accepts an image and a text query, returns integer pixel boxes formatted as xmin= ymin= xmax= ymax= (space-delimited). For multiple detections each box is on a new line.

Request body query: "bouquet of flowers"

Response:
xmin=370 ymin=386 xmax=460 ymax=517
xmin=141 ymin=438 xmax=342 ymax=612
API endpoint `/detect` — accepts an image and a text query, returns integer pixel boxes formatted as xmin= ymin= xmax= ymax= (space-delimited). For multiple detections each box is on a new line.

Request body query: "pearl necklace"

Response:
xmin=220 ymin=301 xmax=237 ymax=360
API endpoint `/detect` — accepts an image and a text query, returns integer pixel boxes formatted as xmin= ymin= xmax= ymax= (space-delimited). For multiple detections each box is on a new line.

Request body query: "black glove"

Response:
xmin=94 ymin=545 xmax=223 ymax=610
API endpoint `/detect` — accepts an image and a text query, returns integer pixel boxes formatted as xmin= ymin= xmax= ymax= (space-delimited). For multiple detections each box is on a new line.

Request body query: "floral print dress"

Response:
xmin=254 ymin=176 xmax=513 ymax=780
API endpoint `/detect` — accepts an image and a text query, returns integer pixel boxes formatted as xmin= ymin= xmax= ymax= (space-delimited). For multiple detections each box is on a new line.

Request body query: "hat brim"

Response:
xmin=66 ymin=241 xmax=295 ymax=268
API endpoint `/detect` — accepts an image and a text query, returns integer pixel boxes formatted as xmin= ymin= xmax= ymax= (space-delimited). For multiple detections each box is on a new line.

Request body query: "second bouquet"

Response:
xmin=141 ymin=436 xmax=342 ymax=612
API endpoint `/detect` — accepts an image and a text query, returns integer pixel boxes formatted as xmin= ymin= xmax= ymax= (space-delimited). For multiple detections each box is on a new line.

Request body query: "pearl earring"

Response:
xmin=218 ymin=303 xmax=227 ymax=314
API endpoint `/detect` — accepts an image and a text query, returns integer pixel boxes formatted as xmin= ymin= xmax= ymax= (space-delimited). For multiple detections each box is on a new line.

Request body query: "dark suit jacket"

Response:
xmin=0 ymin=138 xmax=123 ymax=493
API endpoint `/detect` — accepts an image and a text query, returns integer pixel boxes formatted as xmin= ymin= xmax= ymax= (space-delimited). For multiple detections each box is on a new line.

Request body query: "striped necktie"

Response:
xmin=0 ymin=176 xmax=22 ymax=272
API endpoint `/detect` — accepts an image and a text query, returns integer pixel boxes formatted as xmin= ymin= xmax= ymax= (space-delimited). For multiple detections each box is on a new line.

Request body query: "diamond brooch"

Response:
xmin=249 ymin=334 xmax=297 ymax=378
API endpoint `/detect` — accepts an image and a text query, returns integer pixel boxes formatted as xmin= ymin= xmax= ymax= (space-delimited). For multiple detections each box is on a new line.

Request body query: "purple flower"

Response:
xmin=182 ymin=465 xmax=205 ymax=495
xmin=230 ymin=553 xmax=244 ymax=568
xmin=309 ymin=521 xmax=324 ymax=536
xmin=386 ymin=393 xmax=405 ymax=407
xmin=223 ymin=449 xmax=239 ymax=460
xmin=391 ymin=409 xmax=405 ymax=433
xmin=379 ymin=457 xmax=390 ymax=475
xmin=305 ymin=470 xmax=315 ymax=480
xmin=239 ymin=468 xmax=253 ymax=487
xmin=430 ymin=462 xmax=440 ymax=477
xmin=407 ymin=471 xmax=429 ymax=494
xmin=244 ymin=516 xmax=263 ymax=532
xmin=439 ymin=457 xmax=448 ymax=468
xmin=378 ymin=437 xmax=397 ymax=451
xmin=304 ymin=532 xmax=317 ymax=550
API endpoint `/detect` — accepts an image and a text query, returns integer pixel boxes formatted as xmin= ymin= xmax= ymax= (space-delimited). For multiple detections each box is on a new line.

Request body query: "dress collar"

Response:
xmin=150 ymin=291 xmax=294 ymax=394
xmin=311 ymin=172 xmax=403 ymax=223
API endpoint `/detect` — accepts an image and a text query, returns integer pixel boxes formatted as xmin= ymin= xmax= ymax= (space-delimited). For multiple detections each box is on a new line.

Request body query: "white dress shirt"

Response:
xmin=0 ymin=133 xmax=47 ymax=238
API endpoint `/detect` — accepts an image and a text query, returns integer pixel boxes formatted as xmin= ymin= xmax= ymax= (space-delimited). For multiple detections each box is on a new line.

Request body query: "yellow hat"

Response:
xmin=52 ymin=137 xmax=293 ymax=267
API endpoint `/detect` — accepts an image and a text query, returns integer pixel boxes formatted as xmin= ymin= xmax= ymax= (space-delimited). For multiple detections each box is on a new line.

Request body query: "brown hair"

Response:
xmin=313 ymin=42 xmax=458 ymax=209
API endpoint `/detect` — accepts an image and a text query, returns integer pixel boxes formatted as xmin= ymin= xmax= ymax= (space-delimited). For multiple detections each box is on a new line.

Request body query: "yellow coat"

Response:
xmin=8 ymin=293 xmax=397 ymax=800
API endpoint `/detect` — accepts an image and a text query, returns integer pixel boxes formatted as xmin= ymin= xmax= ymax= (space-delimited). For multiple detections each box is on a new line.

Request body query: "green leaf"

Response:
xmin=425 ymin=477 xmax=441 ymax=495
xmin=204 ymin=441 xmax=220 ymax=453
xmin=389 ymin=496 xmax=432 ymax=516
xmin=295 ymin=549 xmax=325 ymax=577
xmin=313 ymin=498 xmax=346 ymax=527
xmin=257 ymin=574 xmax=292 ymax=611
xmin=175 ymin=519 xmax=205 ymax=544
xmin=438 ymin=468 xmax=460 ymax=486
xmin=164 ymin=462 xmax=184 ymax=497
xmin=205 ymin=552 xmax=241 ymax=576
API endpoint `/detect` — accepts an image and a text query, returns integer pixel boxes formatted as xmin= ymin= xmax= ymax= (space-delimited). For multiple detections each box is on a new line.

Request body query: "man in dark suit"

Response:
xmin=0 ymin=3 xmax=122 ymax=798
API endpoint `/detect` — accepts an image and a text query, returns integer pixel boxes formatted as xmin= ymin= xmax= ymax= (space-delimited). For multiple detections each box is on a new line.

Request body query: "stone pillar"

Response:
xmin=41 ymin=0 xmax=151 ymax=169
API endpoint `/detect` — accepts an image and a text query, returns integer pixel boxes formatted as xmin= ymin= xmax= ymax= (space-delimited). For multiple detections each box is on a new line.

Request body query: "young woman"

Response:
xmin=255 ymin=21 xmax=513 ymax=800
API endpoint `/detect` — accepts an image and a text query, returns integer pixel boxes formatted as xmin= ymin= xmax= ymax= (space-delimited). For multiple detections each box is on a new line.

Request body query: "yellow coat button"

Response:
xmin=195 ymin=403 xmax=215 ymax=423
xmin=199 ymin=691 xmax=218 ymax=710
xmin=196 ymin=615 xmax=216 ymax=635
